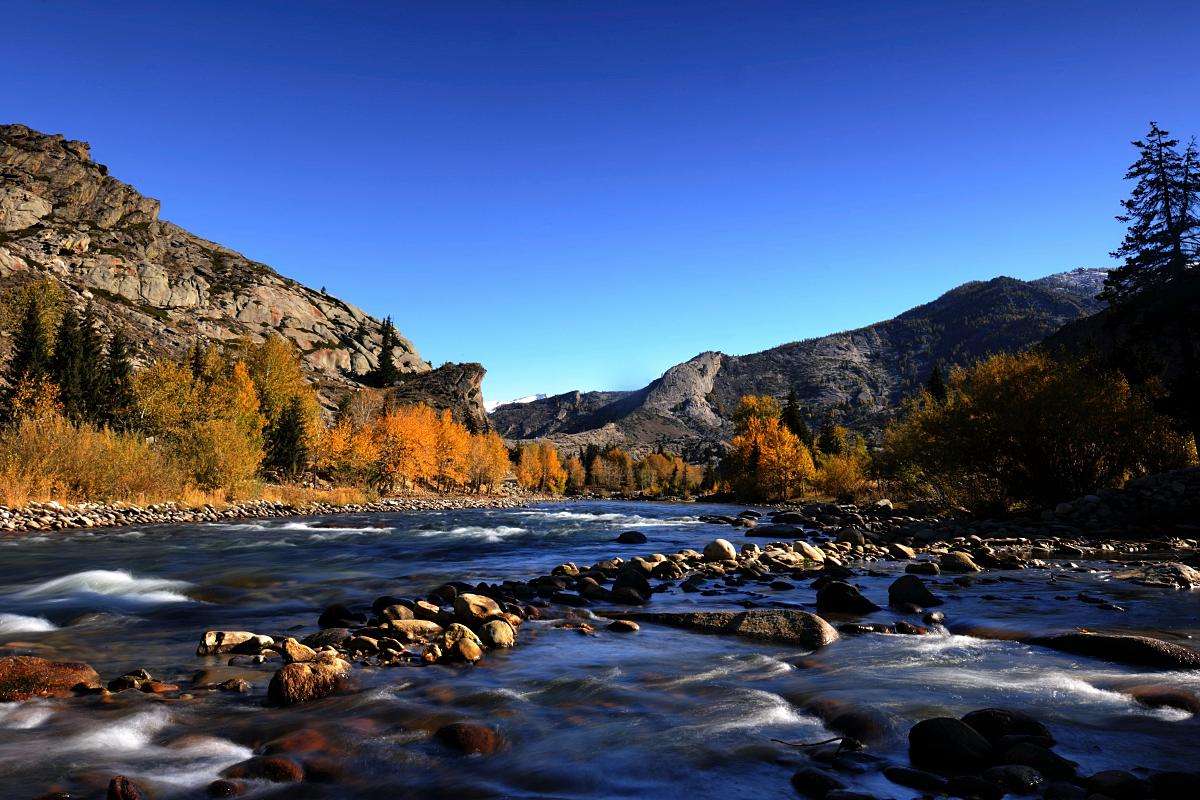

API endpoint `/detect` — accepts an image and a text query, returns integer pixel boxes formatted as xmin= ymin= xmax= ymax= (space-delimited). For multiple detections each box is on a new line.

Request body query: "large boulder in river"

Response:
xmin=744 ymin=523 xmax=805 ymax=538
xmin=197 ymin=630 xmax=272 ymax=656
xmin=266 ymin=655 xmax=350 ymax=706
xmin=888 ymin=575 xmax=942 ymax=609
xmin=816 ymin=581 xmax=881 ymax=615
xmin=961 ymin=708 xmax=1054 ymax=747
xmin=1025 ymin=632 xmax=1200 ymax=669
xmin=0 ymin=655 xmax=101 ymax=701
xmin=1112 ymin=563 xmax=1200 ymax=590
xmin=453 ymin=593 xmax=501 ymax=624
xmin=908 ymin=717 xmax=994 ymax=771
xmin=608 ymin=609 xmax=838 ymax=649
xmin=702 ymin=538 xmax=738 ymax=562
xmin=939 ymin=552 xmax=983 ymax=573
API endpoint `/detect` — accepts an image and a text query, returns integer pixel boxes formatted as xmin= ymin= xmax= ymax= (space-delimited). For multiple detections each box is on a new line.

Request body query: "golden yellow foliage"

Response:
xmin=732 ymin=395 xmax=783 ymax=432
xmin=813 ymin=451 xmax=872 ymax=502
xmin=372 ymin=404 xmax=439 ymax=492
xmin=634 ymin=452 xmax=703 ymax=497
xmin=882 ymin=351 xmax=1197 ymax=512
xmin=516 ymin=441 xmax=566 ymax=495
xmin=724 ymin=396 xmax=816 ymax=501
xmin=564 ymin=455 xmax=587 ymax=493
xmin=466 ymin=431 xmax=510 ymax=491
xmin=589 ymin=447 xmax=634 ymax=491
xmin=0 ymin=278 xmax=66 ymax=348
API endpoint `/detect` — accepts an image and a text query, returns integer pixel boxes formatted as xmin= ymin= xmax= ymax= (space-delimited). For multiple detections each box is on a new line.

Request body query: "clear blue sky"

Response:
xmin=8 ymin=1 xmax=1200 ymax=403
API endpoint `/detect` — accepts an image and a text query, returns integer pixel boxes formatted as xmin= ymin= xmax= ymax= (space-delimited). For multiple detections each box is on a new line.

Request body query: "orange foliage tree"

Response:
xmin=723 ymin=395 xmax=816 ymax=501
xmin=516 ymin=441 xmax=567 ymax=495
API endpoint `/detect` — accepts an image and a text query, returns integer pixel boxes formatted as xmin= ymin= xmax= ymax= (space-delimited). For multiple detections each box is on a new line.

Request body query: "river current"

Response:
xmin=1 ymin=500 xmax=1197 ymax=798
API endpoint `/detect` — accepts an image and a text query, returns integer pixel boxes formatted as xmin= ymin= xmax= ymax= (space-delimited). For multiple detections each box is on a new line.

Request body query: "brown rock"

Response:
xmin=222 ymin=755 xmax=304 ymax=783
xmin=608 ymin=609 xmax=838 ymax=649
xmin=453 ymin=593 xmax=502 ymax=624
xmin=106 ymin=776 xmax=145 ymax=800
xmin=266 ymin=655 xmax=350 ymax=707
xmin=434 ymin=722 xmax=503 ymax=755
xmin=0 ymin=655 xmax=101 ymax=701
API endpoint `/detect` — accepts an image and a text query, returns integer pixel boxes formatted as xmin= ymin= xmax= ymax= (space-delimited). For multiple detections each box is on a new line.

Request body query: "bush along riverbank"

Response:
xmin=0 ymin=492 xmax=536 ymax=533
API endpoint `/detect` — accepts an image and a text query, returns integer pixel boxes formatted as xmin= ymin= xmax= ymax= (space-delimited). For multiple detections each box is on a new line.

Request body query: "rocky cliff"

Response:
xmin=492 ymin=269 xmax=1108 ymax=456
xmin=0 ymin=123 xmax=486 ymax=423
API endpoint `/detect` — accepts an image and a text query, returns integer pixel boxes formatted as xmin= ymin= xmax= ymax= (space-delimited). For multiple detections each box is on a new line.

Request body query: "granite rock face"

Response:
xmin=0 ymin=123 xmax=431 ymax=406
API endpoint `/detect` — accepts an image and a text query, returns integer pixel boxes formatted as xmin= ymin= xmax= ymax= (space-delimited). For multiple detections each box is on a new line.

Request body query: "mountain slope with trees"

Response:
xmin=491 ymin=268 xmax=1108 ymax=456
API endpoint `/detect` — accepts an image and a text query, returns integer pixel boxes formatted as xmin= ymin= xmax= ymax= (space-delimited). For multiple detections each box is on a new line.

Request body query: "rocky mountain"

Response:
xmin=492 ymin=269 xmax=1108 ymax=457
xmin=0 ymin=123 xmax=488 ymax=427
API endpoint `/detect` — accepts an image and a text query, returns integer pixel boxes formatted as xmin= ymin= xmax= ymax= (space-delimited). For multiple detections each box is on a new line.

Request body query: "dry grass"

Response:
xmin=257 ymin=483 xmax=372 ymax=507
xmin=0 ymin=412 xmax=188 ymax=507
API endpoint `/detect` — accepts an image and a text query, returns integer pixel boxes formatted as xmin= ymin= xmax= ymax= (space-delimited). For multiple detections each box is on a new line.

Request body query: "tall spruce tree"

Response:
xmin=103 ymin=330 xmax=135 ymax=428
xmin=266 ymin=395 xmax=309 ymax=477
xmin=2 ymin=293 xmax=53 ymax=418
xmin=927 ymin=362 xmax=949 ymax=404
xmin=51 ymin=305 xmax=88 ymax=421
xmin=371 ymin=316 xmax=400 ymax=386
xmin=1103 ymin=123 xmax=1200 ymax=303
xmin=781 ymin=389 xmax=812 ymax=444
xmin=77 ymin=302 xmax=105 ymax=421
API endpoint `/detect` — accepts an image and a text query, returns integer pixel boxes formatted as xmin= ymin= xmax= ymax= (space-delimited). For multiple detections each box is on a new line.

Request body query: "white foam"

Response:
xmin=15 ymin=569 xmax=193 ymax=604
xmin=0 ymin=612 xmax=57 ymax=635
xmin=659 ymin=653 xmax=794 ymax=687
xmin=419 ymin=525 xmax=527 ymax=543
xmin=520 ymin=510 xmax=700 ymax=526
xmin=60 ymin=707 xmax=173 ymax=752
xmin=281 ymin=521 xmax=391 ymax=533
xmin=687 ymin=688 xmax=818 ymax=734
xmin=0 ymin=700 xmax=54 ymax=729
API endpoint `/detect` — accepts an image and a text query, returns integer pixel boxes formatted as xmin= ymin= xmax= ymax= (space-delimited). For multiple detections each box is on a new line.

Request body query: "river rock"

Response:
xmin=1125 ymin=684 xmax=1200 ymax=713
xmin=983 ymin=765 xmax=1045 ymax=794
xmin=454 ymin=593 xmax=502 ymax=624
xmin=745 ymin=523 xmax=805 ymax=538
xmin=382 ymin=618 xmax=444 ymax=642
xmin=222 ymin=755 xmax=304 ymax=782
xmin=205 ymin=779 xmax=244 ymax=797
xmin=608 ymin=619 xmax=640 ymax=633
xmin=961 ymin=708 xmax=1054 ymax=747
xmin=1086 ymin=770 xmax=1150 ymax=800
xmin=887 ymin=575 xmax=942 ymax=608
xmin=277 ymin=638 xmax=317 ymax=664
xmin=1112 ymin=563 xmax=1200 ymax=590
xmin=435 ymin=722 xmax=503 ymax=755
xmin=1025 ymin=632 xmax=1200 ymax=669
xmin=266 ymin=655 xmax=350 ymax=706
xmin=197 ymin=631 xmax=270 ymax=656
xmin=317 ymin=603 xmax=366 ymax=628
xmin=908 ymin=717 xmax=993 ymax=770
xmin=106 ymin=776 xmax=146 ymax=800
xmin=939 ymin=552 xmax=983 ymax=573
xmin=0 ymin=655 xmax=101 ymax=701
xmin=438 ymin=623 xmax=485 ymax=662
xmin=889 ymin=543 xmax=917 ymax=560
xmin=816 ymin=581 xmax=881 ymax=614
xmin=997 ymin=742 xmax=1077 ymax=779
xmin=480 ymin=619 xmax=516 ymax=649
xmin=794 ymin=541 xmax=826 ymax=562
xmin=615 ymin=531 xmax=647 ymax=544
xmin=379 ymin=603 xmax=414 ymax=622
xmin=906 ymin=561 xmax=940 ymax=576
xmin=608 ymin=609 xmax=838 ymax=649
xmin=790 ymin=767 xmax=846 ymax=798
xmin=703 ymin=538 xmax=738 ymax=562
xmin=883 ymin=765 xmax=947 ymax=792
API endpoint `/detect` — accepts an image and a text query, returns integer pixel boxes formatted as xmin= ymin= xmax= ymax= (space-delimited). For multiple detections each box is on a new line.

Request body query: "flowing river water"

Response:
xmin=1 ymin=501 xmax=1197 ymax=798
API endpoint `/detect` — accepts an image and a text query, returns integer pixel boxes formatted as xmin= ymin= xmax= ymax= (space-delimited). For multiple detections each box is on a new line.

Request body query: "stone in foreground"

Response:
xmin=606 ymin=609 xmax=839 ymax=649
xmin=266 ymin=655 xmax=350 ymax=706
xmin=1025 ymin=632 xmax=1200 ymax=669
xmin=0 ymin=655 xmax=101 ymax=701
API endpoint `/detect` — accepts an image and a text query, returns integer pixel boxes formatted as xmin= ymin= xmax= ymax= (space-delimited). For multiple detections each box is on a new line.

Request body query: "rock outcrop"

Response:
xmin=491 ymin=269 xmax=1108 ymax=454
xmin=384 ymin=361 xmax=490 ymax=433
xmin=0 ymin=123 xmax=444 ymax=408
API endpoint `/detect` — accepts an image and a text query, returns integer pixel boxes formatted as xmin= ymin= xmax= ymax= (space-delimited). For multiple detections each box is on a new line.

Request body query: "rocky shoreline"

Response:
xmin=0 ymin=492 xmax=536 ymax=534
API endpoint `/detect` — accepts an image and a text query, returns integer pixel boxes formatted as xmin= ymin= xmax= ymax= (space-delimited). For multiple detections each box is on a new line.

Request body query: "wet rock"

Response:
xmin=480 ymin=619 xmax=516 ymax=649
xmin=1043 ymin=781 xmax=1088 ymax=800
xmin=961 ymin=708 xmax=1054 ymax=747
xmin=939 ymin=552 xmax=983 ymax=573
xmin=379 ymin=603 xmax=414 ymax=622
xmin=278 ymin=638 xmax=318 ymax=664
xmin=615 ymin=531 xmax=647 ymax=544
xmin=266 ymin=655 xmax=350 ymax=706
xmin=816 ymin=581 xmax=881 ymax=615
xmin=437 ymin=623 xmax=485 ymax=662
xmin=908 ymin=717 xmax=993 ymax=771
xmin=607 ymin=619 xmax=640 ymax=633
xmin=1112 ymin=563 xmax=1200 ymax=590
xmin=795 ymin=541 xmax=826 ymax=562
xmin=883 ymin=765 xmax=947 ymax=792
xmin=982 ymin=764 xmax=1045 ymax=794
xmin=790 ymin=766 xmax=846 ymax=798
xmin=453 ymin=594 xmax=501 ymax=623
xmin=106 ymin=776 xmax=146 ymax=800
xmin=1149 ymin=771 xmax=1199 ymax=800
xmin=1086 ymin=770 xmax=1150 ymax=800
xmin=435 ymin=722 xmax=503 ymax=755
xmin=889 ymin=543 xmax=917 ymax=560
xmin=0 ymin=655 xmax=101 ymax=701
xmin=703 ymin=538 xmax=738 ymax=562
xmin=996 ymin=742 xmax=1076 ymax=779
xmin=745 ymin=523 xmax=806 ymax=538
xmin=805 ymin=699 xmax=895 ymax=744
xmin=222 ymin=755 xmax=305 ymax=782
xmin=382 ymin=619 xmax=444 ymax=642
xmin=206 ymin=779 xmax=245 ymax=797
xmin=317 ymin=603 xmax=365 ymax=628
xmin=1125 ymin=684 xmax=1200 ymax=713
xmin=822 ymin=792 xmax=874 ymax=800
xmin=906 ymin=561 xmax=940 ymax=576
xmin=108 ymin=669 xmax=154 ymax=692
xmin=302 ymin=627 xmax=351 ymax=648
xmin=887 ymin=575 xmax=942 ymax=609
xmin=1025 ymin=632 xmax=1200 ymax=669
xmin=197 ymin=630 xmax=269 ymax=656
xmin=610 ymin=609 xmax=839 ymax=649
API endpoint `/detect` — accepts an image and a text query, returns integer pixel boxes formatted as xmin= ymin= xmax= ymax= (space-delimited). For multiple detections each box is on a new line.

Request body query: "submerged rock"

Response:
xmin=1025 ymin=632 xmax=1200 ymax=669
xmin=222 ymin=755 xmax=304 ymax=783
xmin=0 ymin=655 xmax=101 ymax=701
xmin=606 ymin=609 xmax=839 ymax=649
xmin=435 ymin=722 xmax=503 ymax=755
xmin=908 ymin=717 xmax=993 ymax=771
xmin=790 ymin=767 xmax=846 ymax=798
xmin=1112 ymin=563 xmax=1200 ymax=590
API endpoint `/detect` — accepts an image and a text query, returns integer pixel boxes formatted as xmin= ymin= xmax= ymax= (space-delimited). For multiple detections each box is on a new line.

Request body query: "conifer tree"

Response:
xmin=103 ymin=330 xmax=135 ymax=428
xmin=781 ymin=389 xmax=812 ymax=443
xmin=2 ymin=293 xmax=53 ymax=419
xmin=266 ymin=394 xmax=310 ymax=478
xmin=1103 ymin=122 xmax=1200 ymax=303
xmin=51 ymin=305 xmax=88 ymax=421
xmin=375 ymin=316 xmax=400 ymax=385
xmin=926 ymin=362 xmax=949 ymax=404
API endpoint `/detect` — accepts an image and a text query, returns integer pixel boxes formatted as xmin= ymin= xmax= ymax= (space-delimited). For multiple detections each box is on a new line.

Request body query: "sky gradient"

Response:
xmin=8 ymin=1 xmax=1200 ymax=403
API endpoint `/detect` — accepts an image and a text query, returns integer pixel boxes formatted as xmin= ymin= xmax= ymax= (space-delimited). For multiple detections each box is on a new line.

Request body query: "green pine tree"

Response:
xmin=781 ymin=389 xmax=812 ymax=443
xmin=1103 ymin=122 xmax=1200 ymax=303
xmin=369 ymin=317 xmax=400 ymax=386
xmin=77 ymin=302 xmax=105 ymax=423
xmin=2 ymin=293 xmax=54 ymax=419
xmin=103 ymin=330 xmax=135 ymax=428
xmin=927 ymin=362 xmax=949 ymax=404
xmin=51 ymin=305 xmax=87 ymax=421
xmin=266 ymin=395 xmax=309 ymax=478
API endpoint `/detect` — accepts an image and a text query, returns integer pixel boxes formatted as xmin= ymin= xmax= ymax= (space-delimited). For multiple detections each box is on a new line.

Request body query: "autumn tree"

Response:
xmin=564 ymin=455 xmax=586 ymax=493
xmin=432 ymin=409 xmax=471 ymax=489
xmin=466 ymin=431 xmax=510 ymax=491
xmin=589 ymin=447 xmax=634 ymax=491
xmin=516 ymin=441 xmax=566 ymax=495
xmin=371 ymin=404 xmax=439 ymax=492
xmin=723 ymin=395 xmax=816 ymax=501
xmin=1103 ymin=123 xmax=1200 ymax=303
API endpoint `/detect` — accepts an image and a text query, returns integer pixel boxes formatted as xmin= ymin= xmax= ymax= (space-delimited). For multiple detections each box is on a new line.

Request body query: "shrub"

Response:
xmin=882 ymin=351 xmax=1197 ymax=512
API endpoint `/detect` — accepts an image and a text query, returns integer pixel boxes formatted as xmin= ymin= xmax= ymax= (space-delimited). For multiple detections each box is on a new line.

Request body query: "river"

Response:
xmin=1 ymin=500 xmax=1197 ymax=798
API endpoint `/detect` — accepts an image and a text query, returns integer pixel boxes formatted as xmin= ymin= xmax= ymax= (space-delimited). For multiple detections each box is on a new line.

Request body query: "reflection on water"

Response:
xmin=1 ymin=500 xmax=1197 ymax=798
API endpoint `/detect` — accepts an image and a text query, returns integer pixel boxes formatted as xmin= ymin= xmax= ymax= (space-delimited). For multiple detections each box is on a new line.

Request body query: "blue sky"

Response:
xmin=8 ymin=1 xmax=1200 ymax=402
